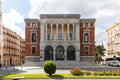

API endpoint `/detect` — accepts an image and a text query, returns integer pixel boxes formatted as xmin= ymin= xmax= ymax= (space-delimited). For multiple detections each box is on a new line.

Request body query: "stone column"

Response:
xmin=40 ymin=22 xmax=45 ymax=61
xmin=62 ymin=24 xmax=64 ymax=40
xmin=53 ymin=51 xmax=55 ymax=61
xmin=51 ymin=24 xmax=53 ymax=40
xmin=67 ymin=24 xmax=69 ymax=40
xmin=56 ymin=24 xmax=58 ymax=40
xmin=40 ymin=23 xmax=45 ymax=41
xmin=76 ymin=23 xmax=80 ymax=41
xmin=45 ymin=24 xmax=47 ymax=40
xmin=72 ymin=24 xmax=75 ymax=40
xmin=65 ymin=51 xmax=67 ymax=61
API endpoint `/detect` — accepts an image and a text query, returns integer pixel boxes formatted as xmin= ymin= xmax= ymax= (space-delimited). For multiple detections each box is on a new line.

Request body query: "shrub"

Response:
xmin=70 ymin=67 xmax=83 ymax=76
xmin=93 ymin=72 xmax=99 ymax=76
xmin=98 ymin=71 xmax=106 ymax=76
xmin=84 ymin=71 xmax=91 ymax=75
xmin=43 ymin=61 xmax=56 ymax=76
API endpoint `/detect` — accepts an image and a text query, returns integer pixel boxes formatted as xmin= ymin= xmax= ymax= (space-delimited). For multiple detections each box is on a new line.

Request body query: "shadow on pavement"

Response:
xmin=48 ymin=74 xmax=64 ymax=79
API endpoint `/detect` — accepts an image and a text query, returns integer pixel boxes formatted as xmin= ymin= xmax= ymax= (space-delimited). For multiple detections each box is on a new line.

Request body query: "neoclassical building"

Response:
xmin=25 ymin=14 xmax=95 ymax=62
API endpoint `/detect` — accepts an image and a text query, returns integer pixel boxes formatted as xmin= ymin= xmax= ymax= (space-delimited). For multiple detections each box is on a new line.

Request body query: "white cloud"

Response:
xmin=95 ymin=28 xmax=106 ymax=47
xmin=94 ymin=9 xmax=115 ymax=19
xmin=2 ymin=9 xmax=25 ymax=38
xmin=27 ymin=0 xmax=120 ymax=47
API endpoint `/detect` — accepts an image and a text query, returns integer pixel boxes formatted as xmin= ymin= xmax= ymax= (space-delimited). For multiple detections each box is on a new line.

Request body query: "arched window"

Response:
xmin=44 ymin=45 xmax=53 ymax=60
xmin=67 ymin=45 xmax=76 ymax=60
xmin=84 ymin=33 xmax=89 ymax=42
xmin=56 ymin=45 xmax=64 ymax=60
xmin=32 ymin=33 xmax=36 ymax=42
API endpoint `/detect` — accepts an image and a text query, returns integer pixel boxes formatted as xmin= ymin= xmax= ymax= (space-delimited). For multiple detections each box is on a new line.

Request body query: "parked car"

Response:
xmin=108 ymin=61 xmax=120 ymax=67
xmin=112 ymin=62 xmax=120 ymax=67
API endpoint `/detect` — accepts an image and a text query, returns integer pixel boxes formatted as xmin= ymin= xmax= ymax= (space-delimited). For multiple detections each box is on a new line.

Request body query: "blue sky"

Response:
xmin=3 ymin=0 xmax=30 ymax=17
xmin=2 ymin=0 xmax=120 ymax=45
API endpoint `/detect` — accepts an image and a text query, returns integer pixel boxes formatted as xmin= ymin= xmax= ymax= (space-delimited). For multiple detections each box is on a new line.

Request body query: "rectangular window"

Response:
xmin=58 ymin=33 xmax=62 ymax=40
xmin=67 ymin=33 xmax=72 ymax=40
xmin=69 ymin=33 xmax=72 ymax=40
xmin=48 ymin=33 xmax=52 ymax=40
xmin=84 ymin=47 xmax=89 ymax=54
xmin=27 ymin=23 xmax=30 ymax=26
xmin=32 ymin=47 xmax=36 ymax=54
xmin=85 ymin=23 xmax=88 ymax=27
xmin=90 ymin=23 xmax=93 ymax=27
xmin=32 ymin=23 xmax=36 ymax=27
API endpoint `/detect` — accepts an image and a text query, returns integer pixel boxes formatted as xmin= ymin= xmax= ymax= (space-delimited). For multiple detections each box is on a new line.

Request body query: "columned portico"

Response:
xmin=40 ymin=14 xmax=81 ymax=62
xmin=44 ymin=23 xmax=76 ymax=41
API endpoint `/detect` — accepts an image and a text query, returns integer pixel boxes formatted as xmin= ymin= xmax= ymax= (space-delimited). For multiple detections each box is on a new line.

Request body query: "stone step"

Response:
xmin=22 ymin=61 xmax=96 ymax=69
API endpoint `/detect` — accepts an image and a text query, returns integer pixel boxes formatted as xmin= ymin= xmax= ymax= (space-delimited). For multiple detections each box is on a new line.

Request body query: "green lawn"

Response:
xmin=1 ymin=73 xmax=120 ymax=79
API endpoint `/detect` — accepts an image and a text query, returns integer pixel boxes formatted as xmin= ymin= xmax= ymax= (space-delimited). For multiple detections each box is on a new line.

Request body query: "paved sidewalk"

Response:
xmin=0 ymin=66 xmax=71 ymax=76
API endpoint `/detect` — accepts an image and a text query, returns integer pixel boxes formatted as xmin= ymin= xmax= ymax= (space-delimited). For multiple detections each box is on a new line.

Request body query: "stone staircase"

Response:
xmin=22 ymin=61 xmax=120 ymax=71
xmin=22 ymin=61 xmax=96 ymax=68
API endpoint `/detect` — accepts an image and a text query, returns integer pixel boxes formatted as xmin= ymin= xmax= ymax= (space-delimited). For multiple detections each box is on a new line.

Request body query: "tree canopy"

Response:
xmin=95 ymin=45 xmax=106 ymax=64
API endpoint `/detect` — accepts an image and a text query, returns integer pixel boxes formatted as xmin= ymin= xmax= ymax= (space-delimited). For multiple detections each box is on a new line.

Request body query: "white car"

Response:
xmin=109 ymin=61 xmax=120 ymax=67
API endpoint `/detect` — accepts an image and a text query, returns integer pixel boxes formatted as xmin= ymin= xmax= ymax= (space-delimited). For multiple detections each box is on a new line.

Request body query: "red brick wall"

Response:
xmin=80 ymin=22 xmax=95 ymax=56
xmin=25 ymin=22 xmax=40 ymax=56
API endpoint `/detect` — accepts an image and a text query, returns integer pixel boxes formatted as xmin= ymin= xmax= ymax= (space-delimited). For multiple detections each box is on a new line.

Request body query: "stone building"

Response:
xmin=106 ymin=19 xmax=120 ymax=57
xmin=25 ymin=14 xmax=95 ymax=62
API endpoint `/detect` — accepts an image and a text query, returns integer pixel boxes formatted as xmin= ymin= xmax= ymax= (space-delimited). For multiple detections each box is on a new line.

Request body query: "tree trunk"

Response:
xmin=49 ymin=73 xmax=52 ymax=76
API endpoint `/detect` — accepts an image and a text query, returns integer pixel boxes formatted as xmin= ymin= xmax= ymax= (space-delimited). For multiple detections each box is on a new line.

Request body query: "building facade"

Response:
xmin=0 ymin=0 xmax=25 ymax=66
xmin=106 ymin=19 xmax=120 ymax=58
xmin=0 ymin=26 xmax=25 ymax=66
xmin=25 ymin=14 xmax=95 ymax=62
xmin=0 ymin=0 xmax=2 ymax=65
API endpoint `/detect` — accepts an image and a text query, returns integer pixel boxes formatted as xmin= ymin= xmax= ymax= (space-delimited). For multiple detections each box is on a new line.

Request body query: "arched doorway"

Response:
xmin=67 ymin=45 xmax=76 ymax=60
xmin=44 ymin=45 xmax=53 ymax=60
xmin=56 ymin=45 xmax=64 ymax=60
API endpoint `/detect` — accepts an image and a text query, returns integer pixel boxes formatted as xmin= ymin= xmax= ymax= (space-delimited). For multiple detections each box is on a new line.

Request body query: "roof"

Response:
xmin=80 ymin=18 xmax=96 ymax=22
xmin=40 ymin=14 xmax=81 ymax=18
xmin=24 ymin=18 xmax=40 ymax=22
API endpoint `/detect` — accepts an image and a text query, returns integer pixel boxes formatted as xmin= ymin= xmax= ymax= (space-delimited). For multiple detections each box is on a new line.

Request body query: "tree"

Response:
xmin=43 ymin=61 xmax=56 ymax=76
xmin=95 ymin=45 xmax=106 ymax=64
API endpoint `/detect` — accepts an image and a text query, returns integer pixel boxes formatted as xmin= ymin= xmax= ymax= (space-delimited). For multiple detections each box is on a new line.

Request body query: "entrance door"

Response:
xmin=56 ymin=45 xmax=64 ymax=60
xmin=67 ymin=45 xmax=76 ymax=60
xmin=44 ymin=45 xmax=53 ymax=60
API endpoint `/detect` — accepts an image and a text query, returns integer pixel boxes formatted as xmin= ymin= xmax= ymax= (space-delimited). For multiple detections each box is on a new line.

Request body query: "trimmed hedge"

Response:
xmin=43 ymin=61 xmax=56 ymax=76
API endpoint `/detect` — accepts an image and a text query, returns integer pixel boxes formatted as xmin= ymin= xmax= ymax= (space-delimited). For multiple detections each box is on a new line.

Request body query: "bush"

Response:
xmin=98 ymin=71 xmax=106 ymax=76
xmin=43 ymin=61 xmax=56 ymax=76
xmin=93 ymin=72 xmax=99 ymax=76
xmin=70 ymin=67 xmax=83 ymax=76
xmin=83 ymin=71 xmax=91 ymax=75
